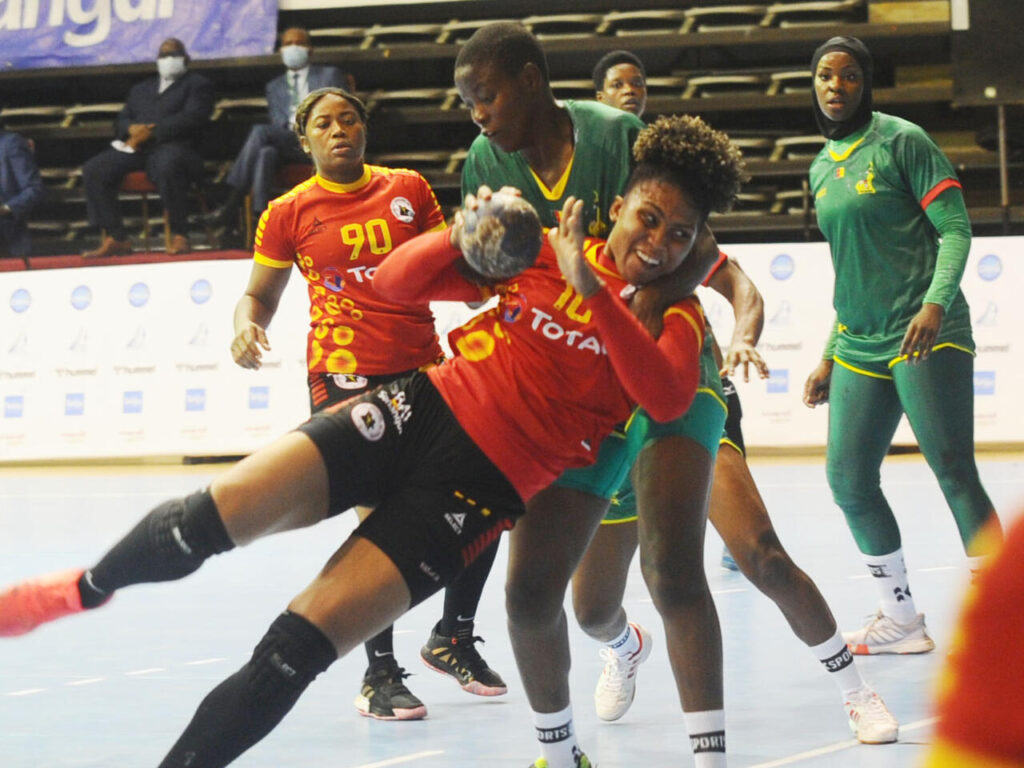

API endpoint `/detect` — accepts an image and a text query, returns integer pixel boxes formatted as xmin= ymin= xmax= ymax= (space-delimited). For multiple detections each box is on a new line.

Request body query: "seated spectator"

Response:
xmin=81 ymin=37 xmax=214 ymax=258
xmin=0 ymin=118 xmax=45 ymax=258
xmin=200 ymin=27 xmax=353 ymax=242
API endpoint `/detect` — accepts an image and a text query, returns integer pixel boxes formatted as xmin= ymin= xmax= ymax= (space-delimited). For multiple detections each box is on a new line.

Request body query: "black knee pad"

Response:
xmin=247 ymin=611 xmax=337 ymax=714
xmin=144 ymin=489 xmax=235 ymax=582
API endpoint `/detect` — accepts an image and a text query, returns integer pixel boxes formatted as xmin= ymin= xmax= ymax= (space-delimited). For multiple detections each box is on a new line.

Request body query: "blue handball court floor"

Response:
xmin=1 ymin=451 xmax=1022 ymax=767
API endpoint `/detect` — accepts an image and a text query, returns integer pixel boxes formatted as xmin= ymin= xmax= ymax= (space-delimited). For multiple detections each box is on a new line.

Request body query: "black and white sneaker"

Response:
xmin=354 ymin=659 xmax=427 ymax=720
xmin=420 ymin=624 xmax=508 ymax=696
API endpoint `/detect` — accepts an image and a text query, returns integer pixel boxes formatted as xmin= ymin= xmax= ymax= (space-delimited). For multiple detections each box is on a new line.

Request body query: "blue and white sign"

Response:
xmin=0 ymin=0 xmax=277 ymax=70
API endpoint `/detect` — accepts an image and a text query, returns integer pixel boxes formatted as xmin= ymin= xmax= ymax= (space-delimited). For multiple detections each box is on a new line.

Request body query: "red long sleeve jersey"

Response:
xmin=254 ymin=167 xmax=447 ymax=375
xmin=384 ymin=233 xmax=707 ymax=501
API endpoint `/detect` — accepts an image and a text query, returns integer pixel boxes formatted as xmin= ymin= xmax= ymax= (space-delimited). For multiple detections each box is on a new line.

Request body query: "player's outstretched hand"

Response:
xmin=549 ymin=196 xmax=602 ymax=298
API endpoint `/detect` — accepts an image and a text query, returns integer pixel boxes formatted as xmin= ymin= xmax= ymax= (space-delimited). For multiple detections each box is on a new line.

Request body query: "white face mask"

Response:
xmin=280 ymin=45 xmax=310 ymax=70
xmin=157 ymin=55 xmax=186 ymax=81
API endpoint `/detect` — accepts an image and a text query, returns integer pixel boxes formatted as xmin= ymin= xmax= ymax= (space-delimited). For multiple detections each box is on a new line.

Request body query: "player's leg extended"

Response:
xmin=0 ymin=431 xmax=331 ymax=637
xmin=159 ymin=533 xmax=411 ymax=768
xmin=710 ymin=443 xmax=836 ymax=645
xmin=894 ymin=347 xmax=1001 ymax=557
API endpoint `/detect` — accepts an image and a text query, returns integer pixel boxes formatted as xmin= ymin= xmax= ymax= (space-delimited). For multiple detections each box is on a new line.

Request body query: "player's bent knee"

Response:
xmin=144 ymin=490 xmax=235 ymax=582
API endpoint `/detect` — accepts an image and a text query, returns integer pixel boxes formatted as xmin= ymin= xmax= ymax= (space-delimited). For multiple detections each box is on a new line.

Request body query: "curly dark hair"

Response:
xmin=293 ymin=87 xmax=368 ymax=139
xmin=626 ymin=115 xmax=746 ymax=219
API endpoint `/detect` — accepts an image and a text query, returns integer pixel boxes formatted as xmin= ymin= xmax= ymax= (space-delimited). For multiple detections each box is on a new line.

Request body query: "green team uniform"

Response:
xmin=810 ymin=111 xmax=974 ymax=374
xmin=462 ymin=99 xmax=643 ymax=234
xmin=809 ymin=111 xmax=993 ymax=556
xmin=602 ymin=330 xmax=727 ymax=523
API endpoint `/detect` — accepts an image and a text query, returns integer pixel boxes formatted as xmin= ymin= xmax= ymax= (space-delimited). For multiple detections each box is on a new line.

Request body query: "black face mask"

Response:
xmin=811 ymin=36 xmax=874 ymax=140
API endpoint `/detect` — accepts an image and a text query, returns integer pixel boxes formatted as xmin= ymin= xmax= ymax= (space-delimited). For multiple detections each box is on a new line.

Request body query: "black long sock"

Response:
xmin=437 ymin=540 xmax=499 ymax=640
xmin=364 ymin=625 xmax=395 ymax=667
xmin=78 ymin=490 xmax=234 ymax=608
xmin=159 ymin=611 xmax=336 ymax=768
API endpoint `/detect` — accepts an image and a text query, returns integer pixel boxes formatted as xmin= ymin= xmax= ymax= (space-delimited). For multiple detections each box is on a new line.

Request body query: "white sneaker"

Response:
xmin=594 ymin=622 xmax=653 ymax=721
xmin=844 ymin=685 xmax=899 ymax=744
xmin=843 ymin=610 xmax=935 ymax=655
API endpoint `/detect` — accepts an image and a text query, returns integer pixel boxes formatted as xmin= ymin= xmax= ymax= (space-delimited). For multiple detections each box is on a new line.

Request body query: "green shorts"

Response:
xmin=603 ymin=386 xmax=728 ymax=523
xmin=551 ymin=418 xmax=644 ymax=502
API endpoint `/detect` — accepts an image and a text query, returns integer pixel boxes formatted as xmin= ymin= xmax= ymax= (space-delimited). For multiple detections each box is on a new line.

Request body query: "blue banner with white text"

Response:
xmin=0 ymin=0 xmax=278 ymax=70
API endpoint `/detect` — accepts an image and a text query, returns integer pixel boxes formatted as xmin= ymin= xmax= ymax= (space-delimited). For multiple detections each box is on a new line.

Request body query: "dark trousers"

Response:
xmin=82 ymin=143 xmax=204 ymax=239
xmin=226 ymin=123 xmax=309 ymax=214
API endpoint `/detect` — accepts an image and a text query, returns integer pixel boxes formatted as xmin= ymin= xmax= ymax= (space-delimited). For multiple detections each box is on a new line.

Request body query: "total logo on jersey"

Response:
xmin=390 ymin=196 xmax=415 ymax=223
xmin=528 ymin=308 xmax=606 ymax=355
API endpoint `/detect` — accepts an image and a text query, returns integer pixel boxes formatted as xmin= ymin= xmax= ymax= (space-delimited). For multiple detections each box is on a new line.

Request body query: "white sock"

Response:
xmin=862 ymin=548 xmax=918 ymax=623
xmin=809 ymin=630 xmax=864 ymax=695
xmin=533 ymin=705 xmax=579 ymax=768
xmin=606 ymin=620 xmax=641 ymax=658
xmin=684 ymin=709 xmax=726 ymax=768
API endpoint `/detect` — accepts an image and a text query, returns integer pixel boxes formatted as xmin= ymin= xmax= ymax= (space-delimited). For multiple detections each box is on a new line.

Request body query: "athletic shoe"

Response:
xmin=844 ymin=685 xmax=899 ymax=744
xmin=529 ymin=753 xmax=594 ymax=768
xmin=354 ymin=660 xmax=427 ymax=721
xmin=843 ymin=610 xmax=935 ymax=655
xmin=594 ymin=622 xmax=653 ymax=721
xmin=420 ymin=626 xmax=508 ymax=696
xmin=0 ymin=568 xmax=95 ymax=637
xmin=720 ymin=546 xmax=740 ymax=572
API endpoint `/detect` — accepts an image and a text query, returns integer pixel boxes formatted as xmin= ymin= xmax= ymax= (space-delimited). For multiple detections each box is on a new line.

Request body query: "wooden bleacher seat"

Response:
xmin=771 ymin=186 xmax=813 ymax=215
xmin=38 ymin=166 xmax=78 ymax=190
xmin=645 ymin=76 xmax=688 ymax=98
xmin=732 ymin=189 xmax=777 ymax=215
xmin=307 ymin=26 xmax=367 ymax=48
xmin=437 ymin=19 xmax=519 ymax=45
xmin=370 ymin=150 xmax=453 ymax=173
xmin=767 ymin=70 xmax=811 ymax=95
xmin=211 ymin=97 xmax=268 ymax=122
xmin=761 ymin=0 xmax=865 ymax=27
xmin=363 ymin=88 xmax=449 ymax=112
xmin=682 ymin=74 xmax=771 ymax=99
xmin=682 ymin=5 xmax=770 ymax=33
xmin=360 ymin=23 xmax=447 ymax=49
xmin=446 ymin=149 xmax=469 ymax=175
xmin=61 ymin=103 xmax=123 ymax=127
xmin=0 ymin=105 xmax=65 ymax=129
xmin=770 ymin=134 xmax=826 ymax=161
xmin=597 ymin=9 xmax=689 ymax=36
xmin=521 ymin=13 xmax=604 ymax=39
xmin=550 ymin=80 xmax=598 ymax=100
xmin=730 ymin=136 xmax=777 ymax=159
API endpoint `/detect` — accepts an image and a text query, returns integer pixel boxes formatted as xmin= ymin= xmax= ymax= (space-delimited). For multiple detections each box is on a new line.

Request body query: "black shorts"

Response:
xmin=308 ymin=369 xmax=420 ymax=413
xmin=721 ymin=376 xmax=745 ymax=455
xmin=296 ymin=371 xmax=524 ymax=605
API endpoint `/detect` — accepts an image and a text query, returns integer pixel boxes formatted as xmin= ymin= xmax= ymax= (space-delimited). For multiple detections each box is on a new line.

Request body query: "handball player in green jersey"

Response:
xmin=802 ymin=37 xmax=1002 ymax=656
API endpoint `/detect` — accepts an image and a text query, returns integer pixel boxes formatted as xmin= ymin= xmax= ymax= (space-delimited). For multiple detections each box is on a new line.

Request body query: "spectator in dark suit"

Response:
xmin=0 ymin=119 xmax=45 ymax=258
xmin=202 ymin=27 xmax=353 ymax=240
xmin=81 ymin=37 xmax=214 ymax=258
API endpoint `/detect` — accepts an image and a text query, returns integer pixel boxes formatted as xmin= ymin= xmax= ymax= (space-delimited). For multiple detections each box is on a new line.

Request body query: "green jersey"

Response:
xmin=461 ymin=99 xmax=644 ymax=234
xmin=809 ymin=112 xmax=973 ymax=364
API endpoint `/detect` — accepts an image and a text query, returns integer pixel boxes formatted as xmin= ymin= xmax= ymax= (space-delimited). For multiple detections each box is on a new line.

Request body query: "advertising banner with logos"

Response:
xmin=0 ymin=0 xmax=276 ymax=71
xmin=699 ymin=236 xmax=1022 ymax=448
xmin=0 ymin=237 xmax=1020 ymax=462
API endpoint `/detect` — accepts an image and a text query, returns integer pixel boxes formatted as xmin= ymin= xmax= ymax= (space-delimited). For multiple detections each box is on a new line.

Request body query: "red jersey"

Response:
xmin=254 ymin=167 xmax=447 ymax=375
xmin=374 ymin=230 xmax=706 ymax=501
xmin=924 ymin=517 xmax=1024 ymax=768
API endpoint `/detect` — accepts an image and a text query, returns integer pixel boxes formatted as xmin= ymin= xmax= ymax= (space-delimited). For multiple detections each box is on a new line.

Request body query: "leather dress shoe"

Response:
xmin=81 ymin=236 xmax=131 ymax=258
xmin=167 ymin=234 xmax=191 ymax=255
